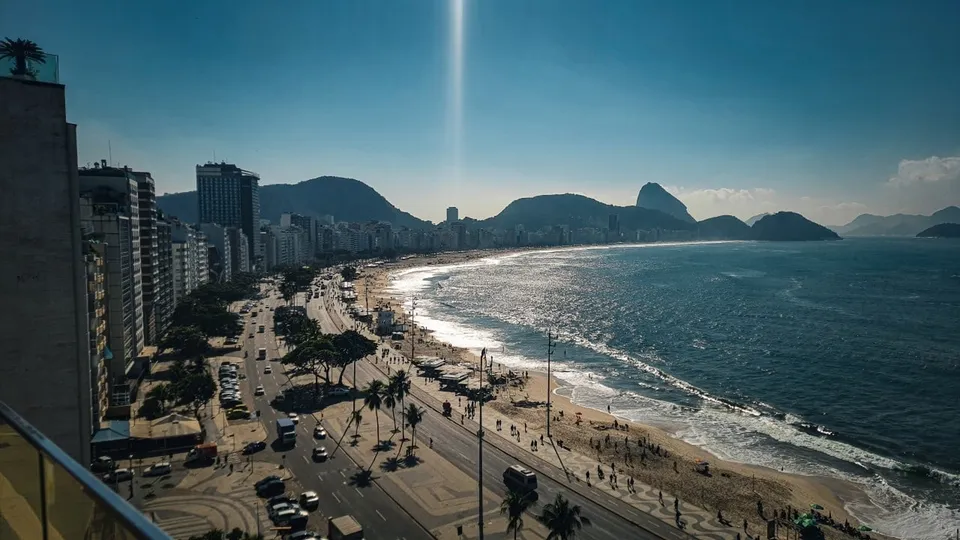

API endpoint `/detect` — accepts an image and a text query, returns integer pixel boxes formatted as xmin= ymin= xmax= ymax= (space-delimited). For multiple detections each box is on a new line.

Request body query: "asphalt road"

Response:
xmin=309 ymin=282 xmax=691 ymax=540
xmin=237 ymin=287 xmax=431 ymax=540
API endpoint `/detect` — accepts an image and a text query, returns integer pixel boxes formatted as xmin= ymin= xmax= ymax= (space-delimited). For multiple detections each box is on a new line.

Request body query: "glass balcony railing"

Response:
xmin=0 ymin=401 xmax=169 ymax=539
xmin=0 ymin=52 xmax=59 ymax=84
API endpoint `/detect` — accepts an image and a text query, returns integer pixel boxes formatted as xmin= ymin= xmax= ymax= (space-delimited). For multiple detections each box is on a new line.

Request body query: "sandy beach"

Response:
xmin=350 ymin=250 xmax=896 ymax=540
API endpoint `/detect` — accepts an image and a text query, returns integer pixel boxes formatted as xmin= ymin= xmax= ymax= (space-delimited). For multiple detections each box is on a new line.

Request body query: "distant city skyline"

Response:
xmin=4 ymin=0 xmax=958 ymax=225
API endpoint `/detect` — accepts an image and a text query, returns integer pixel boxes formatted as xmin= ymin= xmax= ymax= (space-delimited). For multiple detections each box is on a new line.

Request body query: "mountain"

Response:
xmin=635 ymin=183 xmax=696 ymax=223
xmin=157 ymin=176 xmax=430 ymax=229
xmin=697 ymin=215 xmax=753 ymax=239
xmin=481 ymin=193 xmax=696 ymax=232
xmin=751 ymin=212 xmax=841 ymax=241
xmin=916 ymin=223 xmax=960 ymax=238
xmin=838 ymin=206 xmax=960 ymax=237
xmin=746 ymin=213 xmax=770 ymax=226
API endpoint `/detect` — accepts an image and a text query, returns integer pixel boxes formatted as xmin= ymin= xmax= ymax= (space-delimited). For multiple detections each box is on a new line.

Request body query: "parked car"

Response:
xmin=311 ymin=447 xmax=329 ymax=462
xmin=269 ymin=501 xmax=297 ymax=518
xmin=327 ymin=386 xmax=350 ymax=396
xmin=91 ymin=456 xmax=115 ymax=473
xmin=142 ymin=462 xmax=172 ymax=477
xmin=243 ymin=441 xmax=267 ymax=454
xmin=284 ymin=531 xmax=319 ymax=540
xmin=255 ymin=475 xmax=281 ymax=488
xmin=298 ymin=491 xmax=319 ymax=510
xmin=103 ymin=468 xmax=133 ymax=482
xmin=257 ymin=479 xmax=285 ymax=497
xmin=313 ymin=426 xmax=327 ymax=439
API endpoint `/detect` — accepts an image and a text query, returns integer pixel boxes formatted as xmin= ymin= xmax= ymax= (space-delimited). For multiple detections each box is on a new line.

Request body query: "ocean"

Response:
xmin=387 ymin=238 xmax=960 ymax=540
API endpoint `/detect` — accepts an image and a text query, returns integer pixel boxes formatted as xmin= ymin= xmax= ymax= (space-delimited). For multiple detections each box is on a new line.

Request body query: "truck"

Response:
xmin=258 ymin=347 xmax=267 ymax=360
xmin=328 ymin=515 xmax=363 ymax=540
xmin=276 ymin=418 xmax=297 ymax=446
xmin=257 ymin=324 xmax=265 ymax=333
xmin=184 ymin=442 xmax=217 ymax=466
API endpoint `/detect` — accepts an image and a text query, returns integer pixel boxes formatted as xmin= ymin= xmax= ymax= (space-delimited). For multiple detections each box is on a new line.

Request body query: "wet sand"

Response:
xmin=351 ymin=251 xmax=896 ymax=540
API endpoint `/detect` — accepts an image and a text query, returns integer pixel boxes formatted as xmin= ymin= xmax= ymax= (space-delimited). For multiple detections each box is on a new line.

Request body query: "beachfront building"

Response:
xmin=196 ymin=162 xmax=261 ymax=262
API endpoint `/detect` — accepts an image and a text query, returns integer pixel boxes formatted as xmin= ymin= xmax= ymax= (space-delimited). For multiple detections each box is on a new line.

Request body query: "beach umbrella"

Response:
xmin=857 ymin=525 xmax=872 ymax=532
xmin=810 ymin=503 xmax=824 ymax=510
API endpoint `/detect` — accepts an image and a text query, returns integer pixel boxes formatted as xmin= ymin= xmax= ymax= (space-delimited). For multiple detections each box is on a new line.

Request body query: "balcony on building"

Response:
xmin=1 ymin=52 xmax=59 ymax=84
xmin=0 ymin=401 xmax=169 ymax=538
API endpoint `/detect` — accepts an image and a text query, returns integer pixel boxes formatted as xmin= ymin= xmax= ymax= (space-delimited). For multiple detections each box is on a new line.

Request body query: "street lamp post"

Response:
xmin=546 ymin=331 xmax=557 ymax=438
xmin=478 ymin=347 xmax=487 ymax=540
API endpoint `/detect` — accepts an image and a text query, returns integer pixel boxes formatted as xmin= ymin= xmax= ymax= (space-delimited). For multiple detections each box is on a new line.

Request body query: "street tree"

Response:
xmin=383 ymin=382 xmax=398 ymax=433
xmin=332 ymin=331 xmax=377 ymax=386
xmin=501 ymin=489 xmax=535 ymax=540
xmin=389 ymin=370 xmax=412 ymax=438
xmin=340 ymin=266 xmax=359 ymax=282
xmin=538 ymin=493 xmax=591 ymax=540
xmin=282 ymin=335 xmax=338 ymax=397
xmin=403 ymin=403 xmax=424 ymax=457
xmin=177 ymin=371 xmax=217 ymax=418
xmin=363 ymin=380 xmax=386 ymax=445
xmin=159 ymin=325 xmax=211 ymax=358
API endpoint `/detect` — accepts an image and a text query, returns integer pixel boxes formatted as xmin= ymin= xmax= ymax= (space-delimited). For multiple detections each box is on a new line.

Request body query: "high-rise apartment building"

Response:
xmin=200 ymin=223 xmax=232 ymax=283
xmin=134 ymin=171 xmax=160 ymax=344
xmin=281 ymin=212 xmax=317 ymax=259
xmin=154 ymin=214 xmax=175 ymax=338
xmin=0 ymin=69 xmax=93 ymax=463
xmin=83 ymin=241 xmax=109 ymax=426
xmin=170 ymin=220 xmax=200 ymax=305
xmin=227 ymin=227 xmax=250 ymax=274
xmin=78 ymin=175 xmax=146 ymax=402
xmin=446 ymin=206 xmax=459 ymax=223
xmin=196 ymin=162 xmax=260 ymax=264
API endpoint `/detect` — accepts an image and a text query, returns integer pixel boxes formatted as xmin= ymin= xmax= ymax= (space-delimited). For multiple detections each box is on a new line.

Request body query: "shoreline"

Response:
xmin=354 ymin=248 xmax=899 ymax=540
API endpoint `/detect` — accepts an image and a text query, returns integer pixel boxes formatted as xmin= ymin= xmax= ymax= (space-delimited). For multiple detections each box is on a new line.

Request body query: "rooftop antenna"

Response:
xmin=108 ymin=140 xmax=113 ymax=167
xmin=213 ymin=150 xmax=217 ymax=162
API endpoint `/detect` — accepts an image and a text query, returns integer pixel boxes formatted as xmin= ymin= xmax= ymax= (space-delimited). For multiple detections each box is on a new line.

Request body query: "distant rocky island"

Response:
xmin=916 ymin=223 xmax=960 ymax=238
xmin=751 ymin=212 xmax=841 ymax=241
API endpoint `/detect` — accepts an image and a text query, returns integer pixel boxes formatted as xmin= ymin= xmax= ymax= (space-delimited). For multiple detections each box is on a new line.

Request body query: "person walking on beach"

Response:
xmin=674 ymin=497 xmax=679 ymax=511
xmin=658 ymin=490 xmax=663 ymax=505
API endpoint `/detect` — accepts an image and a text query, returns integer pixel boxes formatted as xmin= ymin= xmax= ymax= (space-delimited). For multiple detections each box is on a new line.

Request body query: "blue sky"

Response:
xmin=4 ymin=0 xmax=959 ymax=224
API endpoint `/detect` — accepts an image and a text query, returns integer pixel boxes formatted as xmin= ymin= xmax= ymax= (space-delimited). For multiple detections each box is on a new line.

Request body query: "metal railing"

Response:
xmin=0 ymin=401 xmax=170 ymax=539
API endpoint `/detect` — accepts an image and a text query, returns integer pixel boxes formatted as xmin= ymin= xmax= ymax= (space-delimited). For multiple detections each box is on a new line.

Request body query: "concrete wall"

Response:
xmin=0 ymin=77 xmax=91 ymax=464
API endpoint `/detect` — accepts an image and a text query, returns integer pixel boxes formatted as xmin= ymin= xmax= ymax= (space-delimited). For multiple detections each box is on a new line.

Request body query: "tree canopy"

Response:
xmin=159 ymin=325 xmax=211 ymax=358
xmin=340 ymin=266 xmax=359 ymax=282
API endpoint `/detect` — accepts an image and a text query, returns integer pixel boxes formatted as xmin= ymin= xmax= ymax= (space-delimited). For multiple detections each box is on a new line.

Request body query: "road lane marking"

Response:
xmin=302 ymin=456 xmax=309 ymax=464
xmin=376 ymin=510 xmax=386 ymax=521
xmin=354 ymin=487 xmax=364 ymax=497
xmin=339 ymin=470 xmax=345 ymax=478
xmin=332 ymin=492 xmax=341 ymax=504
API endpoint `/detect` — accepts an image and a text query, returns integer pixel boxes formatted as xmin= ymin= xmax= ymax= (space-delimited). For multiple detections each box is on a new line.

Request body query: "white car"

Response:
xmin=264 ymin=365 xmax=272 ymax=374
xmin=327 ymin=386 xmax=350 ymax=396
xmin=288 ymin=413 xmax=299 ymax=424
xmin=313 ymin=426 xmax=327 ymax=439
xmin=103 ymin=468 xmax=133 ymax=482
xmin=311 ymin=447 xmax=329 ymax=462
xmin=254 ymin=385 xmax=265 ymax=396
xmin=142 ymin=462 xmax=172 ymax=477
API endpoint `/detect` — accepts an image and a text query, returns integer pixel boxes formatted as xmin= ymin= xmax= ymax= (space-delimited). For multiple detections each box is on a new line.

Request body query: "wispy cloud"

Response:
xmin=887 ymin=156 xmax=960 ymax=186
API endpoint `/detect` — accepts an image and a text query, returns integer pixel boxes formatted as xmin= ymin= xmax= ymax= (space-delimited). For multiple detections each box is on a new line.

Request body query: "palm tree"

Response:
xmin=364 ymin=380 xmax=385 ymax=445
xmin=403 ymin=403 xmax=424 ymax=456
xmin=501 ymin=489 xmax=534 ymax=540
xmin=383 ymin=381 xmax=398 ymax=432
xmin=390 ymin=370 xmax=411 ymax=439
xmin=0 ymin=38 xmax=46 ymax=78
xmin=351 ymin=409 xmax=363 ymax=439
xmin=538 ymin=493 xmax=591 ymax=540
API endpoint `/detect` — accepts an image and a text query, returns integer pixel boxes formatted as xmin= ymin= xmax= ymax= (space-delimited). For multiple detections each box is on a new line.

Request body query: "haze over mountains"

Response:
xmin=157 ymin=176 xmax=845 ymax=242
xmin=831 ymin=206 xmax=960 ymax=236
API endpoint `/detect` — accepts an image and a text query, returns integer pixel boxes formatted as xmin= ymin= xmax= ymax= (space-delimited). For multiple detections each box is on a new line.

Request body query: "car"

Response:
xmin=311 ymin=447 xmax=329 ymax=462
xmin=275 ymin=509 xmax=309 ymax=529
xmin=269 ymin=501 xmax=296 ymax=518
xmin=248 ymin=333 xmax=255 ymax=338
xmin=288 ymin=413 xmax=299 ymax=424
xmin=284 ymin=531 xmax=320 ymax=540
xmin=142 ymin=462 xmax=172 ymax=477
xmin=254 ymin=385 xmax=265 ymax=396
xmin=103 ymin=468 xmax=133 ymax=482
xmin=326 ymin=386 xmax=350 ymax=396
xmin=227 ymin=409 xmax=249 ymax=420
xmin=242 ymin=441 xmax=267 ymax=454
xmin=312 ymin=426 xmax=327 ymax=439
xmin=255 ymin=475 xmax=282 ymax=488
xmin=298 ymin=491 xmax=319 ymax=510
xmin=91 ymin=456 xmax=115 ymax=472
xmin=267 ymin=494 xmax=293 ymax=507
xmin=257 ymin=479 xmax=285 ymax=497
xmin=264 ymin=365 xmax=272 ymax=374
